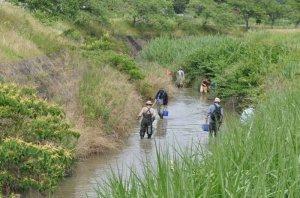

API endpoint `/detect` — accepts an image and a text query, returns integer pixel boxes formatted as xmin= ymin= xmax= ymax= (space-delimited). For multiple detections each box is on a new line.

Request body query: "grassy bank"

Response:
xmin=99 ymin=81 xmax=300 ymax=197
xmin=98 ymin=49 xmax=300 ymax=197
xmin=0 ymin=2 xmax=175 ymax=159
xmin=0 ymin=2 xmax=174 ymax=194
xmin=140 ymin=31 xmax=300 ymax=109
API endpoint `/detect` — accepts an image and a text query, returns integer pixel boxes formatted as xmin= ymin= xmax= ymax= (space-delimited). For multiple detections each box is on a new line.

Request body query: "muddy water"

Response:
xmin=54 ymin=89 xmax=210 ymax=198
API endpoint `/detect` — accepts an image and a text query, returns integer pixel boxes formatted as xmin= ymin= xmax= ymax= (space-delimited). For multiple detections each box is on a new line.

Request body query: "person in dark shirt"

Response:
xmin=154 ymin=88 xmax=168 ymax=119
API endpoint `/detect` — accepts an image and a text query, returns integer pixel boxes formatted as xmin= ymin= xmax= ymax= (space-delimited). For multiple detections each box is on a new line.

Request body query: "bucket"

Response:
xmin=202 ymin=124 xmax=209 ymax=132
xmin=163 ymin=110 xmax=169 ymax=116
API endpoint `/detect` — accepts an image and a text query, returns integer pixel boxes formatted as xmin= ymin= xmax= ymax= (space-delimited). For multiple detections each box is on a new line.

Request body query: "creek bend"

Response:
xmin=53 ymin=88 xmax=210 ymax=198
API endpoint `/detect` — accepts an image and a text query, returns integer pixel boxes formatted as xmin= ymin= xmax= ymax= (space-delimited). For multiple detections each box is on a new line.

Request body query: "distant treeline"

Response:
xmin=9 ymin=0 xmax=300 ymax=30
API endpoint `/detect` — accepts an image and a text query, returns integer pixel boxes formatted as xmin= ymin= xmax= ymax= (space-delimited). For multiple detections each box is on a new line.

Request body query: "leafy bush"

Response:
xmin=84 ymin=33 xmax=112 ymax=51
xmin=140 ymin=34 xmax=294 ymax=108
xmin=0 ymin=83 xmax=79 ymax=194
xmin=9 ymin=0 xmax=83 ymax=18
xmin=184 ymin=37 xmax=288 ymax=105
xmin=109 ymin=54 xmax=145 ymax=81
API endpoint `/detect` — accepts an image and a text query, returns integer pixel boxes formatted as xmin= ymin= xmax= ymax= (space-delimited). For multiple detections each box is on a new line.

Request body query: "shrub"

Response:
xmin=184 ymin=37 xmax=288 ymax=105
xmin=9 ymin=0 xmax=83 ymax=18
xmin=84 ymin=33 xmax=112 ymax=51
xmin=109 ymin=54 xmax=145 ymax=81
xmin=0 ymin=83 xmax=79 ymax=194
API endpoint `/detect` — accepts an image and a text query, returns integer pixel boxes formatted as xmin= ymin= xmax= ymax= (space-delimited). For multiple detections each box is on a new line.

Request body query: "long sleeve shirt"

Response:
xmin=207 ymin=103 xmax=224 ymax=123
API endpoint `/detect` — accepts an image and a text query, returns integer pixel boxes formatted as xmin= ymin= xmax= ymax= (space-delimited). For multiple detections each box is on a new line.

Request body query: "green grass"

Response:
xmin=97 ymin=75 xmax=300 ymax=197
xmin=140 ymin=31 xmax=300 ymax=109
xmin=140 ymin=35 xmax=219 ymax=68
xmin=97 ymin=30 xmax=300 ymax=197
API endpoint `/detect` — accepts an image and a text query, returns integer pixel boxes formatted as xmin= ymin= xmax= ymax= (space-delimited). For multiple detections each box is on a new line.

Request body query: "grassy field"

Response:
xmin=0 ymin=3 xmax=174 ymax=158
xmin=97 ymin=30 xmax=300 ymax=197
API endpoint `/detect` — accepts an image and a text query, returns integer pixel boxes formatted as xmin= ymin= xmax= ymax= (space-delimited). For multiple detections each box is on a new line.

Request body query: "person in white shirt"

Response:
xmin=176 ymin=68 xmax=185 ymax=88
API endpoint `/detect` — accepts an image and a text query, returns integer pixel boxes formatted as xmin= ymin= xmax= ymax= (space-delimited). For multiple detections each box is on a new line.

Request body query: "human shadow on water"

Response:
xmin=155 ymin=119 xmax=168 ymax=139
xmin=139 ymin=138 xmax=153 ymax=156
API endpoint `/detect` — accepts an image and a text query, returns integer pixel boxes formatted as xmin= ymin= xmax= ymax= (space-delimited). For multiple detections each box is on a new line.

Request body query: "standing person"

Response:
xmin=206 ymin=97 xmax=224 ymax=137
xmin=200 ymin=79 xmax=208 ymax=93
xmin=200 ymin=78 xmax=210 ymax=93
xmin=155 ymin=88 xmax=168 ymax=119
xmin=176 ymin=68 xmax=185 ymax=88
xmin=138 ymin=101 xmax=156 ymax=139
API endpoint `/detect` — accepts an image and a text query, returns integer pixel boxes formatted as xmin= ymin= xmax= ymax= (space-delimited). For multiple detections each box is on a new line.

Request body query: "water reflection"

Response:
xmin=155 ymin=119 xmax=168 ymax=138
xmin=139 ymin=138 xmax=153 ymax=155
xmin=51 ymin=89 xmax=210 ymax=198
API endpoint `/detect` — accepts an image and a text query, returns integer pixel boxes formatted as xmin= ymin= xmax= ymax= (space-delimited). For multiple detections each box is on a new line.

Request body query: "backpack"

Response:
xmin=211 ymin=104 xmax=222 ymax=122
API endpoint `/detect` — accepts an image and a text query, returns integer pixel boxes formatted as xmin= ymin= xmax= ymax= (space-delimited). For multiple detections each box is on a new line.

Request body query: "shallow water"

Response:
xmin=48 ymin=89 xmax=209 ymax=198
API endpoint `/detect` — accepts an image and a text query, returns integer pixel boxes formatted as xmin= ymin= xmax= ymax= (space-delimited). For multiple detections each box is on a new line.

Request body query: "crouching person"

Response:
xmin=138 ymin=101 xmax=156 ymax=139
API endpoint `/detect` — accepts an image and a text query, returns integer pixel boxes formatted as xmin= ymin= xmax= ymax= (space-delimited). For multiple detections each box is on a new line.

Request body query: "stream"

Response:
xmin=52 ymin=88 xmax=210 ymax=198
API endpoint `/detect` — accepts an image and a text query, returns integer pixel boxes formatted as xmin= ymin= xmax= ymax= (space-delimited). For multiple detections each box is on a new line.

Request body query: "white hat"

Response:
xmin=146 ymin=101 xmax=153 ymax=105
xmin=214 ymin=97 xmax=221 ymax=103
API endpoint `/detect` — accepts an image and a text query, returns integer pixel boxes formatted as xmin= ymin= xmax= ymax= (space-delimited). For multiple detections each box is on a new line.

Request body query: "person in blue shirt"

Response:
xmin=206 ymin=97 xmax=224 ymax=137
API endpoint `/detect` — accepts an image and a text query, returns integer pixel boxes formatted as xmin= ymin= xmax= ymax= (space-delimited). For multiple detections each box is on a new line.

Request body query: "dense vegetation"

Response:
xmin=141 ymin=32 xmax=299 ymax=108
xmin=0 ymin=83 xmax=79 ymax=194
xmin=8 ymin=0 xmax=300 ymax=32
xmin=98 ymin=30 xmax=300 ymax=198
xmin=1 ymin=0 xmax=299 ymax=196
xmin=99 ymin=78 xmax=300 ymax=197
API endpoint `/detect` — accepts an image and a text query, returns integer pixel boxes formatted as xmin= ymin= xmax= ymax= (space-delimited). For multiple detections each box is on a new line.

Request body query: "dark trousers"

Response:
xmin=140 ymin=119 xmax=153 ymax=138
xmin=209 ymin=122 xmax=220 ymax=137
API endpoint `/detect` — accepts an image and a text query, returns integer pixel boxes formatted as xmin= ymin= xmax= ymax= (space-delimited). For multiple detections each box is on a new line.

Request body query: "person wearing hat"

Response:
xmin=206 ymin=97 xmax=224 ymax=137
xmin=138 ymin=100 xmax=156 ymax=139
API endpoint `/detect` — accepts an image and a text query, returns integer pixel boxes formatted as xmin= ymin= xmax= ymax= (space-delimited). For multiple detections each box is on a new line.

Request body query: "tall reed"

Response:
xmin=97 ymin=79 xmax=300 ymax=197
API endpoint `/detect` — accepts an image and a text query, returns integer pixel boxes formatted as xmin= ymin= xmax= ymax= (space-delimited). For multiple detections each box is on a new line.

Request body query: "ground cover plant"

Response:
xmin=0 ymin=83 xmax=80 ymax=195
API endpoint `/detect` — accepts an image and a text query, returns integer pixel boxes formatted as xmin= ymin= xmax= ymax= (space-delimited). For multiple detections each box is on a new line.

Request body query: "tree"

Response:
xmin=190 ymin=0 xmax=214 ymax=26
xmin=129 ymin=0 xmax=173 ymax=26
xmin=173 ymin=0 xmax=190 ymax=14
xmin=262 ymin=0 xmax=288 ymax=27
xmin=287 ymin=0 xmax=300 ymax=27
xmin=9 ymin=0 xmax=85 ymax=18
xmin=228 ymin=0 xmax=264 ymax=30
xmin=190 ymin=0 xmax=235 ymax=28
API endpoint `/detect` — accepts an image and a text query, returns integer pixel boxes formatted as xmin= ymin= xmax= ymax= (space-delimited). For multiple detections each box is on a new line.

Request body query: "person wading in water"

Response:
xmin=138 ymin=101 xmax=156 ymax=139
xmin=154 ymin=88 xmax=168 ymax=119
xmin=206 ymin=97 xmax=223 ymax=137
xmin=176 ymin=67 xmax=185 ymax=88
